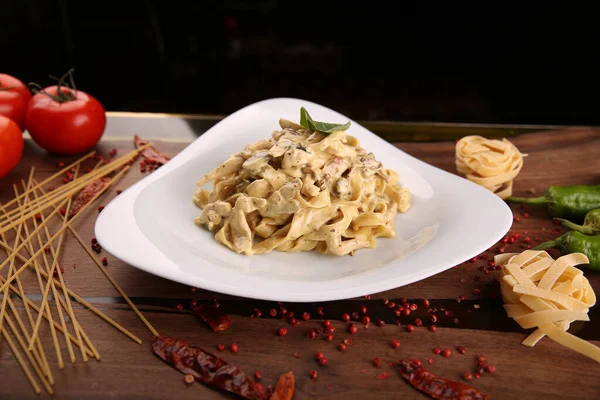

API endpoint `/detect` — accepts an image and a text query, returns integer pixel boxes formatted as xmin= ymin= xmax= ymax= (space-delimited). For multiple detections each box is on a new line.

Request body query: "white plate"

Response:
xmin=95 ymin=98 xmax=512 ymax=302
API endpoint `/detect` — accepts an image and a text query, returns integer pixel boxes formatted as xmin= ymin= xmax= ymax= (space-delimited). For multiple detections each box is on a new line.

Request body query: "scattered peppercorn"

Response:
xmin=348 ymin=324 xmax=358 ymax=334
xmin=391 ymin=339 xmax=400 ymax=349
xmin=101 ymin=257 xmax=108 ymax=266
xmin=216 ymin=344 xmax=225 ymax=352
xmin=318 ymin=357 xmax=328 ymax=366
xmin=362 ymin=316 xmax=371 ymax=326
xmin=309 ymin=370 xmax=317 ymax=379
xmin=184 ymin=374 xmax=195 ymax=385
xmin=230 ymin=343 xmax=239 ymax=353
xmin=428 ymin=325 xmax=437 ymax=332
xmin=305 ymin=329 xmax=317 ymax=339
xmin=442 ymin=348 xmax=451 ymax=357
xmin=359 ymin=305 xmax=367 ymax=314
xmin=485 ymin=365 xmax=496 ymax=373
xmin=372 ymin=357 xmax=381 ymax=367
xmin=406 ymin=324 xmax=415 ymax=332
xmin=338 ymin=343 xmax=347 ymax=351
xmin=462 ymin=372 xmax=473 ymax=381
xmin=302 ymin=312 xmax=310 ymax=321
xmin=341 ymin=312 xmax=350 ymax=322
xmin=456 ymin=346 xmax=466 ymax=355
xmin=277 ymin=328 xmax=287 ymax=336
xmin=325 ymin=334 xmax=333 ymax=341
xmin=433 ymin=347 xmax=441 ymax=355
xmin=414 ymin=318 xmax=423 ymax=327
xmin=422 ymin=299 xmax=430 ymax=307
xmin=269 ymin=308 xmax=277 ymax=317
xmin=316 ymin=306 xmax=324 ymax=316
xmin=323 ymin=320 xmax=331 ymax=327
xmin=376 ymin=319 xmax=385 ymax=327
xmin=254 ymin=371 xmax=262 ymax=381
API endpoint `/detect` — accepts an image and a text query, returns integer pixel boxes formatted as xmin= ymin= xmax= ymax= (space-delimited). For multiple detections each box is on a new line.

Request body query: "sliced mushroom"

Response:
xmin=194 ymin=201 xmax=232 ymax=232
xmin=242 ymin=150 xmax=271 ymax=177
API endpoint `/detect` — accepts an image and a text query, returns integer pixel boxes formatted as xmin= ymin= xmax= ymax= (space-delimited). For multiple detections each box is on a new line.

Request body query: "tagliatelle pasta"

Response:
xmin=192 ymin=117 xmax=411 ymax=256
xmin=455 ymin=135 xmax=524 ymax=199
xmin=495 ymin=250 xmax=600 ymax=363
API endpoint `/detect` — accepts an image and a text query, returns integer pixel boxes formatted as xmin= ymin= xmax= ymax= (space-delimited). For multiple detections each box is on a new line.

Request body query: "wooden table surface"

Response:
xmin=1 ymin=126 xmax=599 ymax=400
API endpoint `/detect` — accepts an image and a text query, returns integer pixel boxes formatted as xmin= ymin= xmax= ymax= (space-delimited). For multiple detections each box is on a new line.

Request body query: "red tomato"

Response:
xmin=26 ymin=86 xmax=106 ymax=155
xmin=0 ymin=73 xmax=32 ymax=131
xmin=0 ymin=115 xmax=24 ymax=179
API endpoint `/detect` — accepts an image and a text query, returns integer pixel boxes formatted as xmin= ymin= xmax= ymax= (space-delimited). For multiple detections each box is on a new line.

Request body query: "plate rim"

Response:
xmin=95 ymin=97 xmax=513 ymax=302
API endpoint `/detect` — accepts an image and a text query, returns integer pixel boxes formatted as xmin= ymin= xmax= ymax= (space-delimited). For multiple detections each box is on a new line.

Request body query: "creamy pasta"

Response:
xmin=192 ymin=116 xmax=411 ymax=256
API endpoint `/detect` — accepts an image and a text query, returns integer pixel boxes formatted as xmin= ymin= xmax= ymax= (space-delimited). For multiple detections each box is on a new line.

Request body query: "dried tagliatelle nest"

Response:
xmin=455 ymin=135 xmax=525 ymax=199
xmin=495 ymin=250 xmax=600 ymax=363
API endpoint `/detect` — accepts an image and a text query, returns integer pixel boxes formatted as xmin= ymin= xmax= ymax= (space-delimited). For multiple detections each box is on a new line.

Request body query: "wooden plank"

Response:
xmin=1 ymin=129 xmax=599 ymax=399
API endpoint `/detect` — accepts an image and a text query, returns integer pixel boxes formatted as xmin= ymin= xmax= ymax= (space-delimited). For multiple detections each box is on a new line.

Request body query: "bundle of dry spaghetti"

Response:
xmin=455 ymin=135 xmax=524 ymax=199
xmin=495 ymin=250 xmax=599 ymax=363
xmin=0 ymin=147 xmax=159 ymax=395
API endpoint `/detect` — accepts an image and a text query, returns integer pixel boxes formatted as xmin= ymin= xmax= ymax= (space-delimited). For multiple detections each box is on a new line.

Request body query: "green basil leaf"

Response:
xmin=299 ymin=107 xmax=351 ymax=134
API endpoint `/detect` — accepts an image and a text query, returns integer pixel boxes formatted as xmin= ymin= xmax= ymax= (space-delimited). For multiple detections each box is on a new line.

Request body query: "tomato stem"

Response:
xmin=28 ymin=68 xmax=78 ymax=103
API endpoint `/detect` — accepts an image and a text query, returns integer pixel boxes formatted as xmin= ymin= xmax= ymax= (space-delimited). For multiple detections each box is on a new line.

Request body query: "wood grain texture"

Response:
xmin=1 ymin=128 xmax=599 ymax=399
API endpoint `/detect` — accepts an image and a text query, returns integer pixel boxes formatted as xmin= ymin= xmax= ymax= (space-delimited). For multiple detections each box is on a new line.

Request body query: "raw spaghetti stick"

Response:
xmin=0 ymin=197 xmax=70 ymax=277
xmin=15 ymin=190 xmax=68 ymax=369
xmin=456 ymin=135 xmax=524 ymax=199
xmin=0 ymin=145 xmax=149 ymax=233
xmin=0 ymin=248 xmax=142 ymax=346
xmin=4 ymin=314 xmax=54 ymax=394
xmin=1 ymin=328 xmax=42 ymax=394
xmin=0 ymin=146 xmax=140 ymax=224
xmin=6 ymin=296 xmax=54 ymax=383
xmin=33 ymin=167 xmax=88 ymax=362
xmin=37 ymin=184 xmax=159 ymax=338
xmin=0 ymin=276 xmax=96 ymax=358
xmin=26 ymin=167 xmax=130 ymax=350
xmin=8 ymin=175 xmax=56 ymax=377
xmin=0 ymin=150 xmax=95 ymax=215
xmin=0 ymin=174 xmax=33 ymax=335
xmin=0 ymin=223 xmax=54 ymax=382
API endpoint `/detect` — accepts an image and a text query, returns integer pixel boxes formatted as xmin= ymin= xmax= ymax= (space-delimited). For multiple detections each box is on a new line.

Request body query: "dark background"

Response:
xmin=2 ymin=1 xmax=599 ymax=125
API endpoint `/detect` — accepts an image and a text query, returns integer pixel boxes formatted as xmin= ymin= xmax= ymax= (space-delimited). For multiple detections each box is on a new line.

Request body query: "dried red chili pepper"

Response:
xmin=192 ymin=303 xmax=231 ymax=331
xmin=68 ymin=177 xmax=111 ymax=218
xmin=134 ymin=135 xmax=171 ymax=166
xmin=269 ymin=371 xmax=295 ymax=400
xmin=152 ymin=336 xmax=264 ymax=400
xmin=396 ymin=360 xmax=490 ymax=400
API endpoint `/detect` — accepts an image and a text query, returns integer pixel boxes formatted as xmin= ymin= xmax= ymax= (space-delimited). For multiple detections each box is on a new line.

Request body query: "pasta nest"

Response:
xmin=455 ymin=135 xmax=524 ymax=199
xmin=495 ymin=250 xmax=599 ymax=363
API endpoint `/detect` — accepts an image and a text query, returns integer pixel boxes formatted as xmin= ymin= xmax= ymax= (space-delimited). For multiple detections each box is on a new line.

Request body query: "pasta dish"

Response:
xmin=193 ymin=108 xmax=411 ymax=256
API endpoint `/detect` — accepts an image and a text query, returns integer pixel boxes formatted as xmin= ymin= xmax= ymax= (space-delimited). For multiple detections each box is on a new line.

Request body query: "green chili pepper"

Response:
xmin=534 ymin=231 xmax=600 ymax=270
xmin=507 ymin=184 xmax=600 ymax=222
xmin=555 ymin=208 xmax=600 ymax=235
